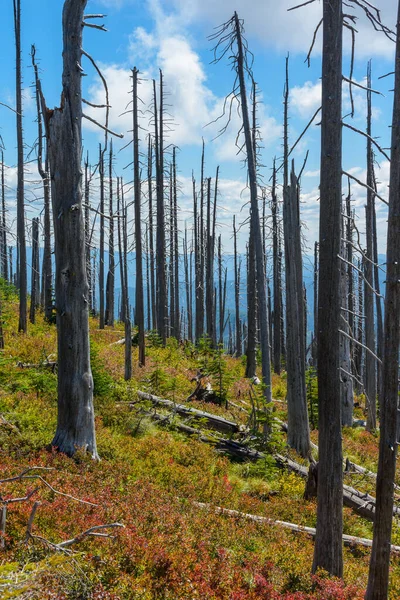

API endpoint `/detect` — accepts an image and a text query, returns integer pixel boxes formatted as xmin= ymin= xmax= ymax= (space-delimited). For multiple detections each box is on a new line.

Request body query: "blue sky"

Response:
xmin=0 ymin=0 xmax=396 ymax=257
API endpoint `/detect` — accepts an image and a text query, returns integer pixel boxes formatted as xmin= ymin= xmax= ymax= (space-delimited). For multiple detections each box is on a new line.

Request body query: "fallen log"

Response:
xmin=148 ymin=411 xmax=262 ymax=461
xmin=193 ymin=501 xmax=400 ymax=554
xmin=274 ymin=454 xmax=400 ymax=522
xmin=16 ymin=361 xmax=57 ymax=371
xmin=137 ymin=391 xmax=240 ymax=434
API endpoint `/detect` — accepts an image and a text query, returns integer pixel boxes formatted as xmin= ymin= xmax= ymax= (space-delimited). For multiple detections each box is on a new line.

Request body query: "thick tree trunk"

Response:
xmin=312 ymin=0 xmax=343 ymax=577
xmin=45 ymin=0 xmax=97 ymax=458
xmin=366 ymin=4 xmax=400 ymax=596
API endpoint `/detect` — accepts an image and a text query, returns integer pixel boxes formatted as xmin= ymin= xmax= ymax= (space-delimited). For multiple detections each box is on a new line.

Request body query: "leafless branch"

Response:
xmin=82 ymin=114 xmax=124 ymax=138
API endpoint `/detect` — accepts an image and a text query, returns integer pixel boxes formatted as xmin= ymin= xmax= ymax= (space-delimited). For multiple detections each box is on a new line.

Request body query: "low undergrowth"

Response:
xmin=0 ymin=289 xmax=399 ymax=598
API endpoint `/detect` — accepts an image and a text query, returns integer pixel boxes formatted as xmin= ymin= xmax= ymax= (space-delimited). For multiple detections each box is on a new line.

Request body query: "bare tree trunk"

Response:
xmin=132 ymin=68 xmax=145 ymax=366
xmin=183 ymin=226 xmax=192 ymax=341
xmin=1 ymin=152 xmax=8 ymax=282
xmin=173 ymin=148 xmax=180 ymax=340
xmin=84 ymin=156 xmax=92 ymax=317
xmin=147 ymin=137 xmax=156 ymax=331
xmin=29 ymin=217 xmax=40 ymax=325
xmin=340 ymin=219 xmax=354 ymax=428
xmin=154 ymin=74 xmax=167 ymax=343
xmin=32 ymin=46 xmax=52 ymax=322
xmin=312 ymin=0 xmax=343 ymax=577
xmin=366 ymin=5 xmax=400 ymax=595
xmin=234 ymin=13 xmax=272 ymax=403
xmin=106 ymin=141 xmax=115 ymax=326
xmin=45 ymin=0 xmax=97 ymax=458
xmin=272 ymin=160 xmax=282 ymax=374
xmin=365 ymin=61 xmax=377 ymax=432
xmin=233 ymin=216 xmax=242 ymax=357
xmin=283 ymin=164 xmax=310 ymax=458
xmin=14 ymin=0 xmax=27 ymax=333
xmin=117 ymin=177 xmax=126 ymax=323
xmin=99 ymin=144 xmax=105 ymax=330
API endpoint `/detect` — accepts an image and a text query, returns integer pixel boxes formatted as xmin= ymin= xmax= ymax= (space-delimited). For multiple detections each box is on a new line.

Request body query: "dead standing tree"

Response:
xmin=40 ymin=1 xmax=122 ymax=457
xmin=209 ymin=13 xmax=272 ymax=402
xmin=366 ymin=3 xmax=400 ymax=596
xmin=13 ymin=0 xmax=27 ymax=333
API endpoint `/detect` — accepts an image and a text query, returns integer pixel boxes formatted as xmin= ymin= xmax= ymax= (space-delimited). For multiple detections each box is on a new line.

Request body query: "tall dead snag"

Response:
xmin=99 ymin=144 xmax=105 ymax=330
xmin=147 ymin=136 xmax=156 ymax=331
xmin=32 ymin=46 xmax=52 ymax=322
xmin=44 ymin=0 xmax=97 ymax=458
xmin=366 ymin=4 xmax=400 ymax=595
xmin=233 ymin=216 xmax=242 ymax=357
xmin=173 ymin=148 xmax=180 ymax=340
xmin=153 ymin=74 xmax=167 ymax=343
xmin=232 ymin=13 xmax=272 ymax=401
xmin=132 ymin=68 xmax=145 ymax=366
xmin=245 ymin=83 xmax=257 ymax=378
xmin=105 ymin=141 xmax=115 ymax=327
xmin=283 ymin=164 xmax=310 ymax=458
xmin=206 ymin=172 xmax=217 ymax=346
xmin=365 ymin=60 xmax=377 ymax=431
xmin=13 ymin=0 xmax=27 ymax=333
xmin=271 ymin=160 xmax=282 ymax=374
xmin=312 ymin=0 xmax=343 ymax=577
xmin=340 ymin=203 xmax=353 ymax=428
xmin=0 ymin=152 xmax=7 ymax=282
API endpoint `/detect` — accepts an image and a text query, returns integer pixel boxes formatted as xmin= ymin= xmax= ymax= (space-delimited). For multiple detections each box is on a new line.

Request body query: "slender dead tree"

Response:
xmin=117 ymin=177 xmax=126 ymax=324
xmin=271 ymin=160 xmax=282 ymax=374
xmin=147 ymin=136 xmax=156 ymax=331
xmin=340 ymin=210 xmax=354 ymax=428
xmin=154 ymin=74 xmax=167 ymax=343
xmin=44 ymin=0 xmax=97 ymax=458
xmin=365 ymin=60 xmax=377 ymax=431
xmin=0 ymin=151 xmax=7 ymax=282
xmin=105 ymin=140 xmax=115 ymax=327
xmin=173 ymin=147 xmax=180 ymax=339
xmin=132 ymin=68 xmax=145 ymax=365
xmin=31 ymin=46 xmax=52 ymax=322
xmin=366 ymin=5 xmax=400 ymax=595
xmin=312 ymin=0 xmax=343 ymax=577
xmin=29 ymin=217 xmax=40 ymax=325
xmin=233 ymin=216 xmax=242 ymax=357
xmin=283 ymin=163 xmax=310 ymax=458
xmin=13 ymin=0 xmax=27 ymax=333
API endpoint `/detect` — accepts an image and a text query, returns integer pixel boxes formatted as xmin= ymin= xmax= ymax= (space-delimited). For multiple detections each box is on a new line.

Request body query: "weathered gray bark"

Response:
xmin=365 ymin=61 xmax=377 ymax=432
xmin=233 ymin=216 xmax=242 ymax=357
xmin=45 ymin=0 xmax=97 ymax=458
xmin=32 ymin=46 xmax=52 ymax=322
xmin=271 ymin=160 xmax=282 ymax=374
xmin=233 ymin=13 xmax=272 ymax=403
xmin=183 ymin=226 xmax=192 ymax=341
xmin=105 ymin=141 xmax=115 ymax=327
xmin=154 ymin=75 xmax=167 ymax=343
xmin=366 ymin=4 xmax=400 ymax=596
xmin=312 ymin=0 xmax=343 ymax=577
xmin=0 ymin=152 xmax=7 ymax=282
xmin=132 ymin=68 xmax=145 ymax=366
xmin=147 ymin=136 xmax=156 ymax=331
xmin=29 ymin=217 xmax=40 ymax=325
xmin=117 ymin=177 xmax=126 ymax=323
xmin=340 ymin=228 xmax=354 ymax=428
xmin=283 ymin=165 xmax=310 ymax=458
xmin=99 ymin=144 xmax=105 ymax=330
xmin=173 ymin=148 xmax=180 ymax=339
xmin=13 ymin=0 xmax=27 ymax=333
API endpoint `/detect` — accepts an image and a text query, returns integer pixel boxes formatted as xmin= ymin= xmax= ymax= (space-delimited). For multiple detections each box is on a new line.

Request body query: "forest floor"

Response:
xmin=0 ymin=281 xmax=399 ymax=599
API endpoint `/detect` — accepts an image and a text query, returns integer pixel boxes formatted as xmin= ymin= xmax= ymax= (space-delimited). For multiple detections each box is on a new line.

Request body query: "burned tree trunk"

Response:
xmin=312 ymin=0 xmax=343 ymax=577
xmin=366 ymin=4 xmax=400 ymax=595
xmin=0 ymin=152 xmax=7 ymax=282
xmin=283 ymin=165 xmax=310 ymax=458
xmin=29 ymin=217 xmax=40 ymax=325
xmin=105 ymin=141 xmax=115 ymax=327
xmin=99 ymin=144 xmax=105 ymax=330
xmin=32 ymin=46 xmax=52 ymax=322
xmin=132 ymin=68 xmax=145 ymax=366
xmin=233 ymin=216 xmax=242 ymax=357
xmin=272 ymin=160 xmax=282 ymax=374
xmin=233 ymin=13 xmax=272 ymax=402
xmin=45 ymin=0 xmax=97 ymax=458
xmin=147 ymin=136 xmax=156 ymax=331
xmin=13 ymin=0 xmax=27 ymax=333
